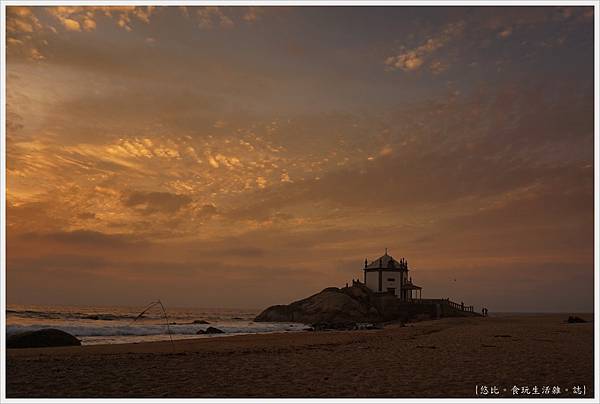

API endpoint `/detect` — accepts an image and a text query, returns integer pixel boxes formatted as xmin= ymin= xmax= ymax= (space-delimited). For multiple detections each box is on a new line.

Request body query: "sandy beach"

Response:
xmin=6 ymin=314 xmax=594 ymax=398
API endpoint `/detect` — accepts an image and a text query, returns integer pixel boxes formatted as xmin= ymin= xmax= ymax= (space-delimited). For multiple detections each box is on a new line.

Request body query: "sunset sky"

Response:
xmin=5 ymin=6 xmax=595 ymax=312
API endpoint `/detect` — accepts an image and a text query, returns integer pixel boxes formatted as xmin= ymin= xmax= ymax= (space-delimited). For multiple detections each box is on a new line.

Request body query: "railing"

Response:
xmin=446 ymin=298 xmax=474 ymax=313
xmin=411 ymin=298 xmax=474 ymax=313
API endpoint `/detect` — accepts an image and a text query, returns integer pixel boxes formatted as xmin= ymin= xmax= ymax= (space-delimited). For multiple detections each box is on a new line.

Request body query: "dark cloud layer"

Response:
xmin=123 ymin=191 xmax=193 ymax=213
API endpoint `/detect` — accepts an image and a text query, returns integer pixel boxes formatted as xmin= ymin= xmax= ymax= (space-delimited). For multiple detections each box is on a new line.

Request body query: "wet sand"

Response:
xmin=6 ymin=314 xmax=595 ymax=398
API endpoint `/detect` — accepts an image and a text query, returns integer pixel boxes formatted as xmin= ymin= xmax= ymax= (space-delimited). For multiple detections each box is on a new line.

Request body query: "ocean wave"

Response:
xmin=7 ymin=309 xmax=256 ymax=322
xmin=6 ymin=322 xmax=307 ymax=337
xmin=7 ymin=309 xmax=141 ymax=321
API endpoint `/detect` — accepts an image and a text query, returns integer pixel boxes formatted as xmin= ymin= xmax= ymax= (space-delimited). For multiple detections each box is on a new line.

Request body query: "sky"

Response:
xmin=5 ymin=5 xmax=595 ymax=312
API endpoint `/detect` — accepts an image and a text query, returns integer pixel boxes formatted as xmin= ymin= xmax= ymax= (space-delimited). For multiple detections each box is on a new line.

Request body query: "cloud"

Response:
xmin=83 ymin=18 xmax=97 ymax=31
xmin=242 ymin=7 xmax=262 ymax=23
xmin=5 ymin=7 xmax=594 ymax=310
xmin=132 ymin=7 xmax=154 ymax=24
xmin=197 ymin=7 xmax=235 ymax=30
xmin=122 ymin=191 xmax=193 ymax=214
xmin=7 ymin=38 xmax=24 ymax=47
xmin=226 ymin=247 xmax=266 ymax=257
xmin=384 ymin=7 xmax=592 ymax=74
xmin=582 ymin=7 xmax=593 ymax=19
xmin=117 ymin=14 xmax=133 ymax=31
xmin=46 ymin=6 xmax=156 ymax=33
xmin=6 ymin=7 xmax=47 ymax=61
xmin=6 ymin=7 xmax=42 ymax=33
xmin=207 ymin=154 xmax=220 ymax=168
xmin=429 ymin=60 xmax=448 ymax=74
xmin=178 ymin=6 xmax=190 ymax=18
xmin=200 ymin=203 xmax=217 ymax=214
xmin=385 ymin=21 xmax=464 ymax=72
xmin=77 ymin=212 xmax=96 ymax=220
xmin=497 ymin=26 xmax=512 ymax=38
xmin=62 ymin=18 xmax=81 ymax=31
xmin=195 ymin=6 xmax=264 ymax=30
xmin=280 ymin=172 xmax=292 ymax=183
xmin=256 ymin=176 xmax=267 ymax=189
xmin=6 ymin=6 xmax=159 ymax=61
xmin=479 ymin=7 xmax=592 ymax=44
xmin=218 ymin=79 xmax=593 ymax=227
xmin=42 ymin=230 xmax=132 ymax=246
xmin=29 ymin=48 xmax=46 ymax=60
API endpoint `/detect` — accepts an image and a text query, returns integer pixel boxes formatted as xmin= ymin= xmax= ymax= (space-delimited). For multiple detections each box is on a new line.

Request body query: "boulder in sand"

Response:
xmin=7 ymin=328 xmax=81 ymax=349
xmin=567 ymin=316 xmax=587 ymax=323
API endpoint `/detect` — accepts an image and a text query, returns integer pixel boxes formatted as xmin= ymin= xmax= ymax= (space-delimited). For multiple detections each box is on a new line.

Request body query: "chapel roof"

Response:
xmin=364 ymin=251 xmax=408 ymax=270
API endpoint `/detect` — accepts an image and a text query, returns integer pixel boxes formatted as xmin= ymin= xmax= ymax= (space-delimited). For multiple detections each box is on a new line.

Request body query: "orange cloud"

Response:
xmin=385 ymin=21 xmax=464 ymax=72
xmin=256 ymin=177 xmax=267 ymax=189
xmin=83 ymin=18 xmax=97 ymax=31
xmin=243 ymin=7 xmax=262 ymax=23
xmin=6 ymin=7 xmax=42 ymax=33
xmin=62 ymin=18 xmax=81 ymax=31
xmin=497 ymin=26 xmax=512 ymax=39
xmin=5 ymin=7 xmax=594 ymax=311
xmin=197 ymin=7 xmax=235 ymax=30
xmin=46 ymin=6 xmax=156 ymax=33
xmin=429 ymin=60 xmax=448 ymax=74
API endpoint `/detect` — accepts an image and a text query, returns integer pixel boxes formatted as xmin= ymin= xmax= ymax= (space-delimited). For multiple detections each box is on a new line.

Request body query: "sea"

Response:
xmin=6 ymin=304 xmax=308 ymax=345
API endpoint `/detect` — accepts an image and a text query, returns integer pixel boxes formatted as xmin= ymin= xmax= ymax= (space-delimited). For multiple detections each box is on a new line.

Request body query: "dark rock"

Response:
xmin=196 ymin=329 xmax=205 ymax=334
xmin=312 ymin=322 xmax=357 ymax=331
xmin=368 ymin=307 xmax=379 ymax=317
xmin=567 ymin=316 xmax=587 ymax=323
xmin=354 ymin=322 xmax=384 ymax=330
xmin=84 ymin=314 xmax=116 ymax=321
xmin=255 ymin=283 xmax=480 ymax=325
xmin=7 ymin=329 xmax=81 ymax=349
xmin=254 ymin=284 xmax=382 ymax=325
xmin=205 ymin=326 xmax=225 ymax=334
xmin=192 ymin=320 xmax=210 ymax=324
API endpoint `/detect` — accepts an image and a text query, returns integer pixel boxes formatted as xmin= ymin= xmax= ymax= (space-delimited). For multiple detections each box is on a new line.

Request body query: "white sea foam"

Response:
xmin=6 ymin=306 xmax=306 ymax=345
xmin=6 ymin=322 xmax=306 ymax=337
xmin=6 ymin=304 xmax=307 ymax=345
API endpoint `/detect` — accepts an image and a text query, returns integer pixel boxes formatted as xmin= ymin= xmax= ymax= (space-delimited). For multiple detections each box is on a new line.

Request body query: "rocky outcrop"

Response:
xmin=254 ymin=284 xmax=382 ymax=325
xmin=197 ymin=326 xmax=225 ymax=334
xmin=7 ymin=329 xmax=81 ymax=349
xmin=567 ymin=316 xmax=587 ymax=323
xmin=255 ymin=284 xmax=482 ymax=326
